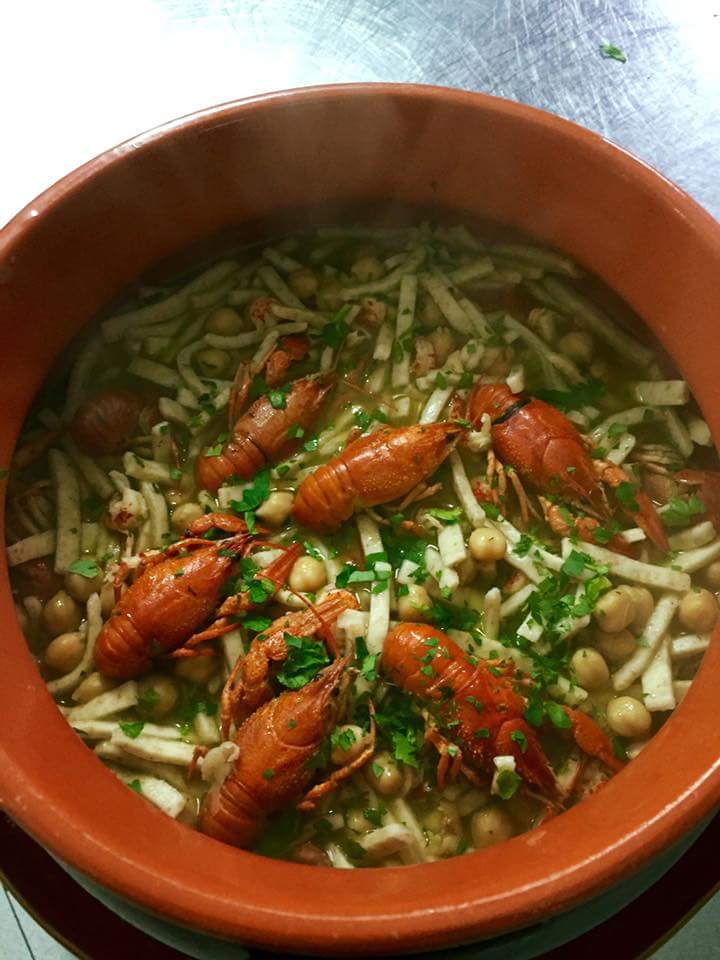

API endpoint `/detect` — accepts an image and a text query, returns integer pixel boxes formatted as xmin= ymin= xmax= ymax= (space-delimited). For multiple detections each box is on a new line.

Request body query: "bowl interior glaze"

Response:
xmin=1 ymin=85 xmax=719 ymax=956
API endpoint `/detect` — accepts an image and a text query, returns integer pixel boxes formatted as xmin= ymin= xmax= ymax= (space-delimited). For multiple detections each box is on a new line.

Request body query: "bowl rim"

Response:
xmin=1 ymin=82 xmax=720 ymax=955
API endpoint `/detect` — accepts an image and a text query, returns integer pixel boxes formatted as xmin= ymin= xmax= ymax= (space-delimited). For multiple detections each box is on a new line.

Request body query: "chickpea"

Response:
xmin=365 ymin=752 xmax=404 ymax=796
xmin=704 ymin=561 xmax=720 ymax=590
xmin=43 ymin=590 xmax=82 ymax=636
xmin=476 ymin=560 xmax=498 ymax=584
xmin=346 ymin=809 xmax=375 ymax=833
xmin=642 ymin=471 xmax=678 ymax=504
xmin=607 ymin=696 xmax=652 ymax=738
xmin=14 ymin=605 xmax=29 ymax=633
xmin=424 ymin=800 xmax=461 ymax=857
xmin=456 ymin=557 xmax=477 ymax=586
xmin=348 ymin=242 xmax=378 ymax=262
xmin=594 ymin=628 xmax=636 ymax=665
xmin=195 ymin=347 xmax=230 ymax=378
xmin=331 ymin=724 xmax=371 ymax=766
xmin=255 ymin=491 xmax=294 ymax=527
xmin=287 ymin=266 xmax=318 ymax=301
xmin=593 ymin=586 xmax=635 ymax=633
xmin=289 ymin=556 xmax=327 ymax=593
xmin=678 ymin=588 xmax=718 ymax=633
xmin=589 ymin=360 xmax=609 ymax=381
xmin=457 ymin=787 xmax=491 ymax=817
xmin=100 ymin=582 xmax=116 ymax=619
xmin=527 ymin=307 xmax=557 ymax=342
xmin=205 ymin=306 xmax=243 ymax=336
xmin=172 ymin=502 xmax=204 ymax=533
xmin=469 ymin=527 xmax=507 ymax=562
xmin=470 ymin=806 xmax=515 ymax=849
xmin=351 ymin=255 xmax=384 ymax=283
xmin=64 ymin=570 xmax=104 ymax=603
xmin=45 ymin=631 xmax=85 ymax=674
xmin=571 ymin=647 xmax=610 ymax=691
xmin=429 ymin=328 xmax=455 ymax=366
xmin=316 ymin=280 xmax=344 ymax=312
xmin=558 ymin=330 xmax=593 ymax=365
xmin=164 ymin=486 xmax=190 ymax=510
xmin=72 ymin=671 xmax=116 ymax=704
xmin=138 ymin=675 xmax=178 ymax=719
xmin=419 ymin=295 xmax=443 ymax=328
xmin=175 ymin=656 xmax=217 ymax=685
xmin=397 ymin=583 xmax=431 ymax=621
xmin=629 ymin=587 xmax=654 ymax=634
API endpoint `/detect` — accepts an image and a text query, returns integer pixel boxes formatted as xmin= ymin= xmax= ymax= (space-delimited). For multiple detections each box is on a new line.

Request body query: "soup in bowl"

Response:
xmin=7 ymin=220 xmax=718 ymax=868
xmin=1 ymin=85 xmax=719 ymax=955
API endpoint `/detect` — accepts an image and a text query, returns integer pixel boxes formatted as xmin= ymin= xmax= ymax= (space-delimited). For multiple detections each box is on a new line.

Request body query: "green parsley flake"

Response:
xmin=120 ymin=721 xmax=145 ymax=739
xmin=599 ymin=42 xmax=627 ymax=63
xmin=495 ymin=768 xmax=521 ymax=800
xmin=662 ymin=495 xmax=706 ymax=529
xmin=426 ymin=506 xmax=463 ymax=523
xmin=276 ymin=634 xmax=330 ymax=689
xmin=68 ymin=558 xmax=100 ymax=579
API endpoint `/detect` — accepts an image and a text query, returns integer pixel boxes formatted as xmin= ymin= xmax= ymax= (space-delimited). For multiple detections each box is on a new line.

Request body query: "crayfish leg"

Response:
xmin=563 ymin=707 xmax=625 ymax=774
xmin=297 ymin=703 xmax=376 ymax=812
xmin=425 ymin=724 xmax=463 ymax=792
xmin=495 ymin=718 xmax=558 ymax=799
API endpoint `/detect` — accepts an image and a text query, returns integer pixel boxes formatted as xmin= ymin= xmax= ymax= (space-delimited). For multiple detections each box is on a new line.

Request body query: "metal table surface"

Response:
xmin=1 ymin=0 xmax=719 ymax=957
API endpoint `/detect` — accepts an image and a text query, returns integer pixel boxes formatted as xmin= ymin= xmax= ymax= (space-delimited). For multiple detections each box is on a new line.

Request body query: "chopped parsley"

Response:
xmin=321 ymin=304 xmax=352 ymax=348
xmin=535 ymin=379 xmax=605 ymax=412
xmin=119 ymin=721 xmax=145 ymax=739
xmin=510 ymin=729 xmax=528 ymax=753
xmin=331 ymin=726 xmax=357 ymax=753
xmin=68 ymin=558 xmax=100 ymax=580
xmin=138 ymin=687 xmax=160 ymax=713
xmin=561 ymin=549 xmax=590 ymax=578
xmin=363 ymin=803 xmax=387 ymax=827
xmin=205 ymin=433 xmax=228 ymax=457
xmin=615 ymin=481 xmax=640 ymax=513
xmin=599 ymin=42 xmax=627 ymax=63
xmin=662 ymin=495 xmax=706 ymax=529
xmin=268 ymin=386 xmax=290 ymax=409
xmin=374 ymin=689 xmax=424 ymax=768
xmin=426 ymin=506 xmax=463 ymax=523
xmin=495 ymin=768 xmax=521 ymax=800
xmin=545 ymin=702 xmax=572 ymax=729
xmin=174 ymin=697 xmax=218 ymax=737
xmin=228 ymin=468 xmax=270 ymax=513
xmin=276 ymin=633 xmax=330 ymax=689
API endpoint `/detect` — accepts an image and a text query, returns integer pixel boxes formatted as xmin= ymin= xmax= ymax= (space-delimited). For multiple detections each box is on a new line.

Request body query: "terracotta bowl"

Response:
xmin=1 ymin=84 xmax=719 ymax=957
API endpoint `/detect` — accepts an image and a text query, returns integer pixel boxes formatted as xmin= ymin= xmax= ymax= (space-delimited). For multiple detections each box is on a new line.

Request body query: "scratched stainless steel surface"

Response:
xmin=2 ymin=1 xmax=720 ymax=957
xmin=1 ymin=1 xmax=720 ymax=228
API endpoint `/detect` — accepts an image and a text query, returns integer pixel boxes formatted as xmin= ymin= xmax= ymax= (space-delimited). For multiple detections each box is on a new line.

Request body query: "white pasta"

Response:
xmin=7 ymin=530 xmax=56 ymax=566
xmin=49 ymin=448 xmax=81 ymax=574
xmin=641 ymin=638 xmax=676 ymax=713
xmin=357 ymin=514 xmax=390 ymax=655
xmin=68 ymin=680 xmax=140 ymax=720
xmin=419 ymin=272 xmax=474 ymax=335
xmin=612 ymin=594 xmax=679 ymax=690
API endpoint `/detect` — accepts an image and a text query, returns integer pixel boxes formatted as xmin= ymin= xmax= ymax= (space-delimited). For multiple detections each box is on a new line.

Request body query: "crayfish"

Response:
xmin=468 ymin=382 xmax=668 ymax=551
xmin=95 ymin=512 xmax=300 ymax=679
xmin=382 ymin=623 xmax=623 ymax=801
